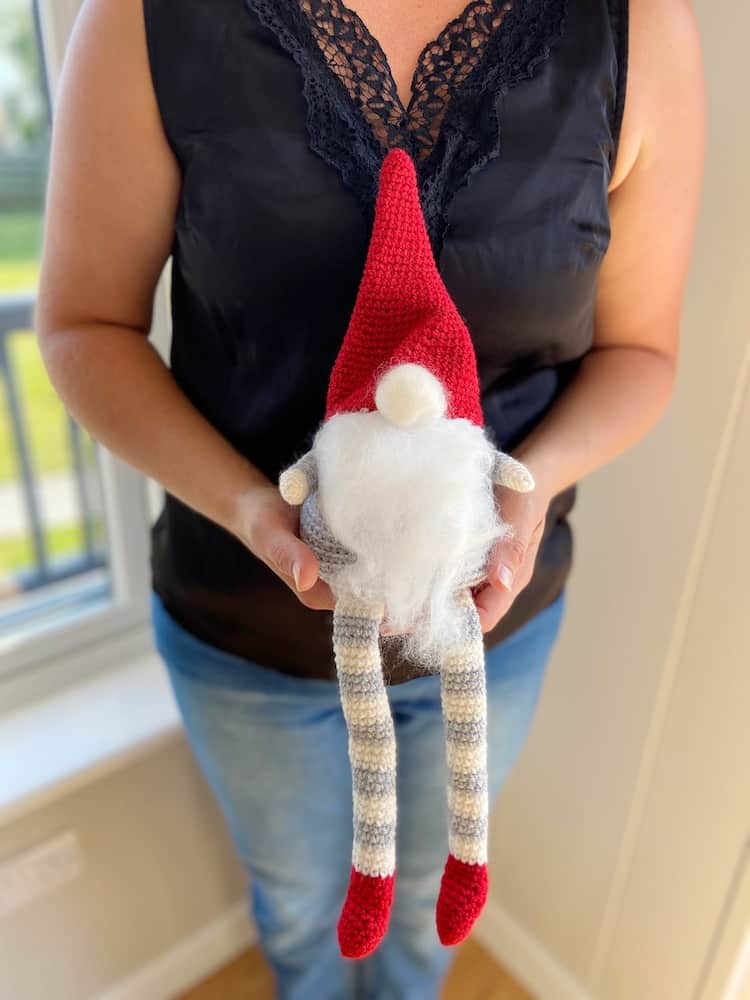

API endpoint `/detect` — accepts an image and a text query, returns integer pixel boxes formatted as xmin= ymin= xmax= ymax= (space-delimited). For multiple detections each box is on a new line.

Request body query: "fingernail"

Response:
xmin=498 ymin=564 xmax=514 ymax=590
xmin=292 ymin=562 xmax=302 ymax=590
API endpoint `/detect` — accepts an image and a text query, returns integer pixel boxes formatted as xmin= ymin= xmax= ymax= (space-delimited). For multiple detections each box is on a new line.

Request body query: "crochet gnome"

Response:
xmin=278 ymin=147 xmax=535 ymax=959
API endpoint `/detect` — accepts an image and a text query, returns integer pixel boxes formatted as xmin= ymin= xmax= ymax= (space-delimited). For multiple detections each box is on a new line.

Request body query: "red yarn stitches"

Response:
xmin=325 ymin=147 xmax=484 ymax=427
xmin=337 ymin=868 xmax=396 ymax=959
xmin=435 ymin=854 xmax=489 ymax=946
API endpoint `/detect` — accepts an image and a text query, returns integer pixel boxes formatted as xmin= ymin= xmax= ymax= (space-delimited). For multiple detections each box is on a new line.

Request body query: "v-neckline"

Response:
xmin=244 ymin=0 xmax=568 ymax=259
xmin=310 ymin=0 xmax=516 ymax=117
xmin=297 ymin=0 xmax=518 ymax=150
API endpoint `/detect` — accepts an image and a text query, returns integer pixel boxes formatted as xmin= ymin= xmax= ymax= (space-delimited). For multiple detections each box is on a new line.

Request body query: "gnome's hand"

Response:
xmin=279 ymin=450 xmax=318 ymax=506
xmin=491 ymin=451 xmax=535 ymax=493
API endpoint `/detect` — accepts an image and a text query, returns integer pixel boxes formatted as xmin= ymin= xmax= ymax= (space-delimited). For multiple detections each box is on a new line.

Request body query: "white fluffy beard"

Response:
xmin=313 ymin=410 xmax=510 ymax=672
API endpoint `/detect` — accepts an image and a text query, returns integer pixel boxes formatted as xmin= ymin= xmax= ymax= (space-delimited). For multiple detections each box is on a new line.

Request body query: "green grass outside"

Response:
xmin=0 ymin=211 xmax=42 ymax=292
xmin=0 ymin=262 xmax=39 ymax=291
xmin=1 ymin=208 xmax=66 ymax=479
xmin=0 ymin=211 xmax=44 ymax=261
xmin=0 ymin=334 xmax=101 ymax=576
xmin=0 ymin=209 xmax=78 ymax=484
xmin=0 ymin=331 xmax=75 ymax=484
xmin=0 ymin=210 xmax=104 ymax=579
xmin=0 ymin=519 xmax=106 ymax=578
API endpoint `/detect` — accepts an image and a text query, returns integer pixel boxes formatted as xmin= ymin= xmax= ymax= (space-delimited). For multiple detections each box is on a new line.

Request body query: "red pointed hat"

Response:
xmin=324 ymin=147 xmax=484 ymax=427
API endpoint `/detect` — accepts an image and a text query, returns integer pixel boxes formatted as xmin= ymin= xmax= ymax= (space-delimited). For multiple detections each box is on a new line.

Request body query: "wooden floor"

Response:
xmin=180 ymin=939 xmax=534 ymax=999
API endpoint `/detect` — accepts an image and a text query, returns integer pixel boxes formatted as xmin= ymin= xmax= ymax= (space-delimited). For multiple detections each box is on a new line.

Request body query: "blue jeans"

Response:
xmin=150 ymin=587 xmax=566 ymax=1000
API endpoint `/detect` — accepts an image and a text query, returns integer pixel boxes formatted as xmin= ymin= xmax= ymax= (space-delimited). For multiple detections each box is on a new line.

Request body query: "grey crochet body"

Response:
xmin=300 ymin=487 xmax=488 ymax=592
xmin=299 ymin=490 xmax=358 ymax=581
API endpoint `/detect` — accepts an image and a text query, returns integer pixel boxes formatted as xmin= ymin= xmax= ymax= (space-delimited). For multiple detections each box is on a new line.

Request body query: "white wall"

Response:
xmin=483 ymin=0 xmax=750 ymax=995
xmin=0 ymin=739 xmax=246 ymax=1000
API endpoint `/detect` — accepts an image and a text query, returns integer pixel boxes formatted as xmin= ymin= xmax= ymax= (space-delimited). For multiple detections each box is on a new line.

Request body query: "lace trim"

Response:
xmin=298 ymin=0 xmax=516 ymax=165
xmin=244 ymin=0 xmax=568 ymax=259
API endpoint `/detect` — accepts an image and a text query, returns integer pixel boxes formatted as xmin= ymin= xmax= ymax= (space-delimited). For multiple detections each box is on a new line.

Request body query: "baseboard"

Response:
xmin=473 ymin=898 xmax=593 ymax=1000
xmin=98 ymin=900 xmax=256 ymax=1000
xmin=97 ymin=894 xmax=587 ymax=1000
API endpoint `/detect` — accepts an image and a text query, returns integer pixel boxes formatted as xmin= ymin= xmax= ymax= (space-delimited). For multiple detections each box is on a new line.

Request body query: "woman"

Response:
xmin=35 ymin=0 xmax=705 ymax=996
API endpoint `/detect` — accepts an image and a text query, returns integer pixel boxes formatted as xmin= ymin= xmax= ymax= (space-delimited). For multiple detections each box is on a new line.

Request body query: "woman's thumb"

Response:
xmin=492 ymin=524 xmax=528 ymax=592
xmin=263 ymin=526 xmax=318 ymax=592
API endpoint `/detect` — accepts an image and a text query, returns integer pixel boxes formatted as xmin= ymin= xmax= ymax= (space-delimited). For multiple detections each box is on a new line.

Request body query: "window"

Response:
xmin=0 ymin=0 xmax=169 ymax=695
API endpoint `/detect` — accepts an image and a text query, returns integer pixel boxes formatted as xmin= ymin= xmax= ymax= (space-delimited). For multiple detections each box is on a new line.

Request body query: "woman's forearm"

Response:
xmin=512 ymin=345 xmax=677 ymax=497
xmin=37 ymin=324 xmax=270 ymax=538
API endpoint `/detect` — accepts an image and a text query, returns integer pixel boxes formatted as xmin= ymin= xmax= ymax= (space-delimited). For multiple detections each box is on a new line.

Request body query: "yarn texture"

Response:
xmin=325 ymin=148 xmax=484 ymax=427
xmin=279 ymin=147 xmax=535 ymax=958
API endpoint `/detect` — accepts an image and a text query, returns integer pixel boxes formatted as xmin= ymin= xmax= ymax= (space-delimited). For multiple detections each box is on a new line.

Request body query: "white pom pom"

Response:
xmin=374 ymin=363 xmax=448 ymax=428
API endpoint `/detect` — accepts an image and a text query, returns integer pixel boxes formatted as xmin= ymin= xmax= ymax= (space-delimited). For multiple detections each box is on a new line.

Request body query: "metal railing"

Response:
xmin=0 ymin=292 xmax=108 ymax=594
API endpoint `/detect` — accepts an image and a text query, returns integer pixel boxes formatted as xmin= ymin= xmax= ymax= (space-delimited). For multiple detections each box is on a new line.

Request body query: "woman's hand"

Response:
xmin=233 ymin=484 xmax=336 ymax=612
xmin=472 ymin=478 xmax=553 ymax=633
xmin=232 ymin=475 xmax=553 ymax=631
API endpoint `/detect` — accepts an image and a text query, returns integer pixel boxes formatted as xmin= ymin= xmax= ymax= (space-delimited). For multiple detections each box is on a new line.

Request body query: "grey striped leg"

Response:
xmin=435 ymin=586 xmax=490 ymax=945
xmin=332 ymin=591 xmax=398 ymax=957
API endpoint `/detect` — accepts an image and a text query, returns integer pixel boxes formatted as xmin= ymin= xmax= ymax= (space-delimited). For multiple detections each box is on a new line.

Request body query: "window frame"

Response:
xmin=0 ymin=0 xmax=171 ymax=707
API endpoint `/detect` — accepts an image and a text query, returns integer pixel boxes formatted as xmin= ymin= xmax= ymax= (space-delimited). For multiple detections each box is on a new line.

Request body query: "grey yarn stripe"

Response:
xmin=461 ymin=607 xmax=484 ymax=643
xmin=353 ymin=765 xmax=397 ymax=797
xmin=450 ymin=813 xmax=488 ymax=839
xmin=338 ymin=672 xmax=386 ymax=698
xmin=333 ymin=613 xmax=381 ymax=646
xmin=349 ymin=718 xmax=394 ymax=742
xmin=441 ymin=668 xmax=486 ymax=696
xmin=358 ymin=819 xmax=398 ymax=848
xmin=450 ymin=769 xmax=488 ymax=794
xmin=295 ymin=451 xmax=318 ymax=492
xmin=444 ymin=717 xmax=487 ymax=746
xmin=439 ymin=591 xmax=489 ymax=866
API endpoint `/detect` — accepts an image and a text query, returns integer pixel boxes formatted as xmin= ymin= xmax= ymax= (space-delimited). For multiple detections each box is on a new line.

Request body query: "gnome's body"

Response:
xmin=278 ymin=148 xmax=534 ymax=959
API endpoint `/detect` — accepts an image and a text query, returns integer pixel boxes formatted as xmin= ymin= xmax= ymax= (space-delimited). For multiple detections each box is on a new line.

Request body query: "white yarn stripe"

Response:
xmin=449 ymin=789 xmax=487 ymax=818
xmin=333 ymin=647 xmax=383 ymax=670
xmin=353 ymin=842 xmax=396 ymax=878
xmin=442 ymin=656 xmax=483 ymax=673
xmin=349 ymin=744 xmax=398 ymax=768
xmin=445 ymin=742 xmax=486 ymax=772
xmin=450 ymin=835 xmax=488 ymax=865
xmin=349 ymin=745 xmax=396 ymax=770
xmin=346 ymin=698 xmax=394 ymax=726
xmin=440 ymin=693 xmax=487 ymax=718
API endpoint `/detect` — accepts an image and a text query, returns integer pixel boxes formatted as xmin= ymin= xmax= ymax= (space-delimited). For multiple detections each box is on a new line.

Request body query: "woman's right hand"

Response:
xmin=233 ymin=485 xmax=336 ymax=612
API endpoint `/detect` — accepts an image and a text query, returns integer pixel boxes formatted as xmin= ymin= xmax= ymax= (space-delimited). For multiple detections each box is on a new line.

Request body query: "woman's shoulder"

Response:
xmin=609 ymin=0 xmax=703 ymax=193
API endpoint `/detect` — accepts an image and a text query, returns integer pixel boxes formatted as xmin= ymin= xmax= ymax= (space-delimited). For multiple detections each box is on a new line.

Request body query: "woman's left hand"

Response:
xmin=472 ymin=479 xmax=552 ymax=633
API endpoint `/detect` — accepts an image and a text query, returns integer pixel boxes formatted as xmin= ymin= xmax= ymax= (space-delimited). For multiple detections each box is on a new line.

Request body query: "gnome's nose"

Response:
xmin=374 ymin=363 xmax=448 ymax=428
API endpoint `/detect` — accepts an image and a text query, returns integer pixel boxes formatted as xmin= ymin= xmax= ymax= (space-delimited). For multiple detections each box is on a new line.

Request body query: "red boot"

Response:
xmin=435 ymin=855 xmax=488 ymax=946
xmin=337 ymin=867 xmax=395 ymax=959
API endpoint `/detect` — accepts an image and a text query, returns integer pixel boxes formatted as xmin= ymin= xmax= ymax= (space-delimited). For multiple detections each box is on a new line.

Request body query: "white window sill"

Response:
xmin=0 ymin=654 xmax=183 ymax=829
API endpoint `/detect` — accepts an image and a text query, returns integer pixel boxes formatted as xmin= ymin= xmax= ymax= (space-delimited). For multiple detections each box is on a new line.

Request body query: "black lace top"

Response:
xmin=144 ymin=0 xmax=629 ymax=684
xmin=250 ymin=0 xmax=570 ymax=261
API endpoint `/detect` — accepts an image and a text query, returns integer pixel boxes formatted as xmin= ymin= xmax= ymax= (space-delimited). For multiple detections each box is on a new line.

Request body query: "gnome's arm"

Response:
xmin=491 ymin=451 xmax=535 ymax=493
xmin=278 ymin=449 xmax=318 ymax=505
